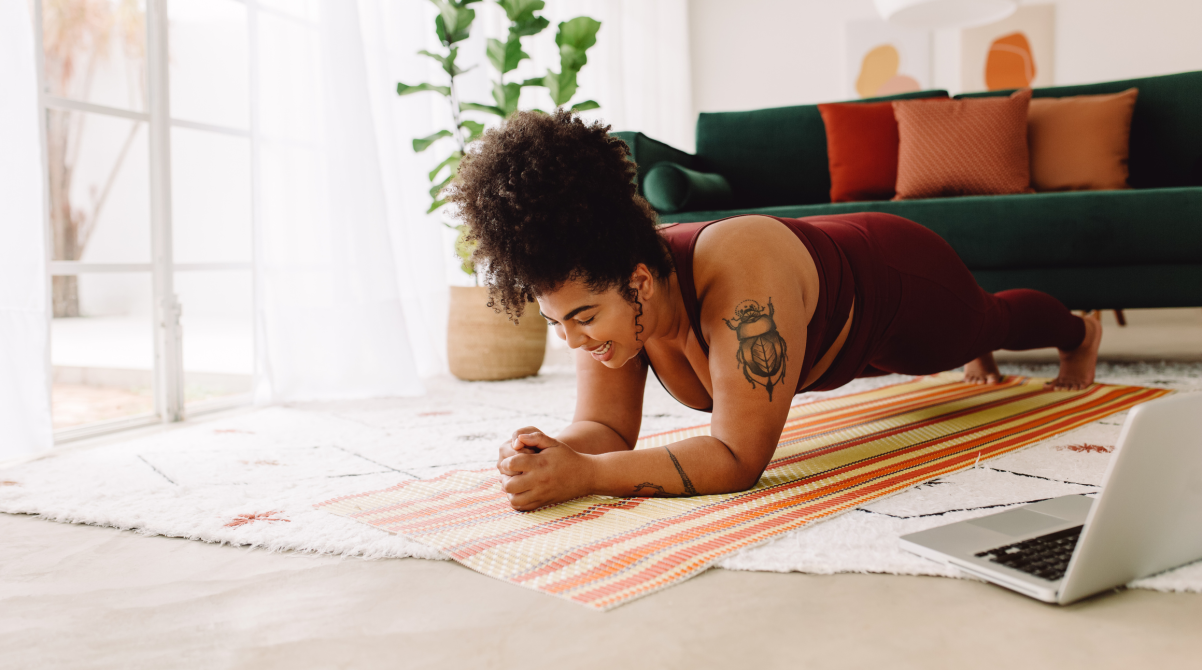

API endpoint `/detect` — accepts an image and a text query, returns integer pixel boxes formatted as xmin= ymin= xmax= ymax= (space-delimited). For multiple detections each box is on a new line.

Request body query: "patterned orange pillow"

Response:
xmin=893 ymin=89 xmax=1034 ymax=200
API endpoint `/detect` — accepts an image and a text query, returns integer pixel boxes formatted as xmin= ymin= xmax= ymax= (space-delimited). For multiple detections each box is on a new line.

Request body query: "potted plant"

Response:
xmin=398 ymin=0 xmax=601 ymax=381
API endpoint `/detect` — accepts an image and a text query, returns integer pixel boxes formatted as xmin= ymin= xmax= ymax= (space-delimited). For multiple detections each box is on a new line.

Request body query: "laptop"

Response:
xmin=900 ymin=391 xmax=1202 ymax=604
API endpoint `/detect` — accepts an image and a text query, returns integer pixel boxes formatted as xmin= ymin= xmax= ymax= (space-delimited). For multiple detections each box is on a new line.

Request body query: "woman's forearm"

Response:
xmin=589 ymin=436 xmax=761 ymax=497
xmin=555 ymin=420 xmax=635 ymax=455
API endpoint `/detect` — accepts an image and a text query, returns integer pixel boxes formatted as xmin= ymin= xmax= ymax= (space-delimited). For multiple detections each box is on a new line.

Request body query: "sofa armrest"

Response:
xmin=611 ymin=131 xmax=698 ymax=197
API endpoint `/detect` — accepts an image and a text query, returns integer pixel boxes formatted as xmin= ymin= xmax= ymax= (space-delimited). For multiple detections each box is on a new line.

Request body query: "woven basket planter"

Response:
xmin=447 ymin=286 xmax=547 ymax=381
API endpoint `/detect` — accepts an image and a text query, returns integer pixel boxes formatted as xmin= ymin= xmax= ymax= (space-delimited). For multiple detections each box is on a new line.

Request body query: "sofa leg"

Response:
xmin=1114 ymin=309 xmax=1127 ymax=327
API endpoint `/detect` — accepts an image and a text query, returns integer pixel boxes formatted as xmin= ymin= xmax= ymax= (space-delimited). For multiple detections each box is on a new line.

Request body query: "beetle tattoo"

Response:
xmin=724 ymin=298 xmax=788 ymax=400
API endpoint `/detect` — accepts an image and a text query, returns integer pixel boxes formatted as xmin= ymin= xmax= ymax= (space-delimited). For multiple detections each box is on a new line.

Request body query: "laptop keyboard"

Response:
xmin=974 ymin=525 xmax=1084 ymax=581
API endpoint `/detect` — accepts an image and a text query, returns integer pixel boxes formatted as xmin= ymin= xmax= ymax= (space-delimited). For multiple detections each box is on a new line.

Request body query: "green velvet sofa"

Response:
xmin=612 ymin=70 xmax=1202 ymax=310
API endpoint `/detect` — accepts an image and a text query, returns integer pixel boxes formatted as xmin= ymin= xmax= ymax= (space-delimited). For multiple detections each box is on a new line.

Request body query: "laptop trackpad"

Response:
xmin=967 ymin=509 xmax=1066 ymax=536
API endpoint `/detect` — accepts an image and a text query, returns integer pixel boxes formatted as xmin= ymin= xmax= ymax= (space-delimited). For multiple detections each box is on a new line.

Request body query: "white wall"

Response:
xmin=688 ymin=0 xmax=1202 ymax=121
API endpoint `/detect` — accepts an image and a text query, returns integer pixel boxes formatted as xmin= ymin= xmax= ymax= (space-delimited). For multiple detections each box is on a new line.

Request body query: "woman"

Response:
xmin=448 ymin=110 xmax=1102 ymax=512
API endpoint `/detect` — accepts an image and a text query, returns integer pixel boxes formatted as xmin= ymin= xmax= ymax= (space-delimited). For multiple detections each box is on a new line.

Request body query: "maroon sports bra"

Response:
xmin=646 ymin=216 xmax=855 ymax=412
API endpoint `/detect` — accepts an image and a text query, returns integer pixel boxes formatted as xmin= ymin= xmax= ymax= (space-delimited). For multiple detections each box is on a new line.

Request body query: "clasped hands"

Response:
xmin=496 ymin=426 xmax=596 ymax=511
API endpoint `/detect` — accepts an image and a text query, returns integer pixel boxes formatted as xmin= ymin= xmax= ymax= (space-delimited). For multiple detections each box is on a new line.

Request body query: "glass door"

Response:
xmin=37 ymin=0 xmax=256 ymax=441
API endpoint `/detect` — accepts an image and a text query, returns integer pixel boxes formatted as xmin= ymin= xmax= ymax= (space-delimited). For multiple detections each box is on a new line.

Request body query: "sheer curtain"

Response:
xmin=0 ymin=0 xmax=53 ymax=460
xmin=252 ymin=0 xmax=443 ymax=402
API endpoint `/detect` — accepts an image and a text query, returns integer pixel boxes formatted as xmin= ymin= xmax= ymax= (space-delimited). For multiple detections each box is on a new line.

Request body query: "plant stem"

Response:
xmin=448 ymin=70 xmax=467 ymax=152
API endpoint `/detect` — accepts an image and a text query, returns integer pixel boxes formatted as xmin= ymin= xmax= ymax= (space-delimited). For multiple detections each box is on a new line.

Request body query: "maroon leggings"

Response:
xmin=806 ymin=213 xmax=1085 ymax=391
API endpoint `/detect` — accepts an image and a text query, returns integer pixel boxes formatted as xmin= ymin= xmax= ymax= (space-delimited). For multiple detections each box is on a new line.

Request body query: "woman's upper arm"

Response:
xmin=694 ymin=217 xmax=813 ymax=480
xmin=572 ymin=346 xmax=648 ymax=448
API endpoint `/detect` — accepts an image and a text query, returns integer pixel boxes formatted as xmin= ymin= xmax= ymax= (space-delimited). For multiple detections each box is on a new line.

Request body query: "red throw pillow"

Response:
xmin=819 ymin=101 xmax=906 ymax=202
xmin=893 ymin=89 xmax=1034 ymax=200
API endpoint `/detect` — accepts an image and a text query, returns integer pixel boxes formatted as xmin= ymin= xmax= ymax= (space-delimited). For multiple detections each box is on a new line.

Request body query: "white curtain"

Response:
xmin=252 ymin=0 xmax=444 ymax=402
xmin=0 ymin=0 xmax=53 ymax=460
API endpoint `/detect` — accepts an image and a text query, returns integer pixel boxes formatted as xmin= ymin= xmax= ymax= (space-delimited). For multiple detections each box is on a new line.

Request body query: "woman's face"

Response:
xmin=537 ymin=278 xmax=642 ymax=368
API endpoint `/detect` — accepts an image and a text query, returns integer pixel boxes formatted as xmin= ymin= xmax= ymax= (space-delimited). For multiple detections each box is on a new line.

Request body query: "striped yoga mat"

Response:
xmin=316 ymin=373 xmax=1169 ymax=610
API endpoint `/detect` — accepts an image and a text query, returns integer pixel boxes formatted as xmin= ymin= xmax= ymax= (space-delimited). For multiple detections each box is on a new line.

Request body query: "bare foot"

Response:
xmin=1049 ymin=311 xmax=1103 ymax=391
xmin=964 ymin=351 xmax=1003 ymax=385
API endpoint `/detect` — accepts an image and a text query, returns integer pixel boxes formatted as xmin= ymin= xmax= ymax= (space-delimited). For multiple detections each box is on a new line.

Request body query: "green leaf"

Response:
xmin=413 ymin=129 xmax=453 ymax=153
xmin=555 ymin=17 xmax=601 ymax=73
xmin=453 ymin=224 xmax=477 ymax=276
xmin=428 ymin=153 xmax=462 ymax=182
xmin=460 ymin=101 xmax=505 ymax=117
xmin=432 ymin=1 xmax=475 ymax=45
xmin=418 ymin=47 xmax=466 ymax=77
xmin=492 ymin=82 xmax=522 ymax=116
xmin=498 ymin=0 xmax=543 ymax=22
xmin=519 ymin=76 xmax=546 ymax=88
xmin=487 ymin=37 xmax=528 ymax=74
xmin=430 ymin=174 xmax=453 ymax=199
xmin=570 ymin=99 xmax=600 ymax=112
xmin=459 ymin=120 xmax=485 ymax=142
xmin=543 ymin=70 xmax=578 ymax=107
xmin=509 ymin=15 xmax=550 ymax=38
xmin=427 ymin=198 xmax=447 ymax=214
xmin=397 ymin=81 xmax=452 ymax=98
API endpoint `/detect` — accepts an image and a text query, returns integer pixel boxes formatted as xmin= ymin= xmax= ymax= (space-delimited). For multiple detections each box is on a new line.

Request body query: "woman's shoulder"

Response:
xmin=693 ymin=215 xmax=808 ymax=275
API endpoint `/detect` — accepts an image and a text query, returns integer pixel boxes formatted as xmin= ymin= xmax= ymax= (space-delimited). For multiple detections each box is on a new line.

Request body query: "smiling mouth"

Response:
xmin=589 ymin=340 xmax=613 ymax=357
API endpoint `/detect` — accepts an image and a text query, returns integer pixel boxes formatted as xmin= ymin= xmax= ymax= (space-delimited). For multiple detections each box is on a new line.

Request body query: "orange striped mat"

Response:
xmin=316 ymin=373 xmax=1168 ymax=610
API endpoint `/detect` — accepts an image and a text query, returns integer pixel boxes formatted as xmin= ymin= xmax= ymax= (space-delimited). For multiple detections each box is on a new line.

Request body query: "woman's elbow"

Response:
xmin=729 ymin=463 xmax=766 ymax=492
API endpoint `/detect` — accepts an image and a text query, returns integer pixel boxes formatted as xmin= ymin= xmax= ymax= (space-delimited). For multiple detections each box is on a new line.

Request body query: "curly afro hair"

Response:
xmin=446 ymin=109 xmax=671 ymax=321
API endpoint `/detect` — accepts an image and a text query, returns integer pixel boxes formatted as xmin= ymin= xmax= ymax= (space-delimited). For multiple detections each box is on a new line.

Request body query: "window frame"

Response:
xmin=35 ymin=0 xmax=261 ymax=443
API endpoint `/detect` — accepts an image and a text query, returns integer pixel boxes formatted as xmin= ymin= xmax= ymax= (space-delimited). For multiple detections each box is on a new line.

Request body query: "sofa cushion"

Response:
xmin=643 ymin=163 xmax=734 ymax=214
xmin=695 ymin=89 xmax=948 ymax=210
xmin=817 ymin=101 xmax=902 ymax=202
xmin=893 ymin=89 xmax=1034 ymax=200
xmin=656 ymin=187 xmax=1202 ymax=270
xmin=958 ymin=70 xmax=1202 ymax=189
xmin=1028 ymin=88 xmax=1138 ymax=192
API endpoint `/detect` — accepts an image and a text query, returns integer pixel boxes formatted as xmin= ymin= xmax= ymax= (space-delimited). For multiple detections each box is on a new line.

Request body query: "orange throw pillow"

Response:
xmin=818 ymin=101 xmax=903 ymax=202
xmin=893 ymin=89 xmax=1034 ymax=200
xmin=1028 ymin=88 xmax=1139 ymax=192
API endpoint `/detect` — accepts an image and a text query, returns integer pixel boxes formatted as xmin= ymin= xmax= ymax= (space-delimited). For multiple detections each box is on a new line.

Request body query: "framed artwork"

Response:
xmin=961 ymin=3 xmax=1055 ymax=92
xmin=845 ymin=19 xmax=931 ymax=100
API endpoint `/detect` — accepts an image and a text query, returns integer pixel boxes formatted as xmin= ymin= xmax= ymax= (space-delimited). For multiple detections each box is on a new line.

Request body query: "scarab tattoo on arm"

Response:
xmin=724 ymin=298 xmax=788 ymax=401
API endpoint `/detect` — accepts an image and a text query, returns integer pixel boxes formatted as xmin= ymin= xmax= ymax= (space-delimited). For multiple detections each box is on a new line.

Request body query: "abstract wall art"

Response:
xmin=961 ymin=3 xmax=1055 ymax=92
xmin=845 ymin=19 xmax=931 ymax=99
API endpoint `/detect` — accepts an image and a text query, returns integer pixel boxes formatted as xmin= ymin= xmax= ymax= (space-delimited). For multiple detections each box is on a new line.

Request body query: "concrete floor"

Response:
xmin=4 ymin=513 xmax=1202 ymax=670
xmin=5 ymin=308 xmax=1202 ymax=669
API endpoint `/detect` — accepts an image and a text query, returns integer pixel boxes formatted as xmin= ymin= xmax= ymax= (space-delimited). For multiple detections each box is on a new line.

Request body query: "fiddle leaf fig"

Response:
xmin=397 ymin=81 xmax=451 ymax=97
xmin=543 ymin=70 xmax=578 ymax=107
xmin=453 ymin=224 xmax=476 ymax=275
xmin=555 ymin=17 xmax=600 ymax=73
xmin=433 ymin=1 xmax=475 ymax=46
xmin=570 ymin=99 xmax=600 ymax=112
xmin=459 ymin=120 xmax=485 ymax=142
xmin=399 ymin=0 xmax=602 ymax=275
xmin=419 ymin=47 xmax=467 ymax=77
xmin=413 ymin=129 xmax=453 ymax=152
xmin=428 ymin=152 xmax=462 ymax=182
xmin=486 ymin=37 xmax=528 ymax=74
xmin=498 ymin=0 xmax=543 ymax=22
xmin=460 ymin=101 xmax=505 ymax=117
xmin=492 ymin=82 xmax=522 ymax=116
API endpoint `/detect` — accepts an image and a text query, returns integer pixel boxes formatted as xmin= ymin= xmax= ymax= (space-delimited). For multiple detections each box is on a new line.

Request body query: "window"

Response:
xmin=37 ymin=0 xmax=265 ymax=441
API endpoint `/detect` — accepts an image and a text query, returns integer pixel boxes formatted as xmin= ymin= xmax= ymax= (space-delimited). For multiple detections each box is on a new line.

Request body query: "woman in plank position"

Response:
xmin=448 ymin=110 xmax=1102 ymax=512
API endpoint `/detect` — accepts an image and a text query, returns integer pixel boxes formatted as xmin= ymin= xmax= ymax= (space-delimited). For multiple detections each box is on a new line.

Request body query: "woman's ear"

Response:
xmin=629 ymin=263 xmax=655 ymax=299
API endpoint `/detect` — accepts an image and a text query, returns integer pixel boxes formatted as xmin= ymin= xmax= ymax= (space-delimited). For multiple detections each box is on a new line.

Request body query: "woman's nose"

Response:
xmin=564 ymin=326 xmax=588 ymax=349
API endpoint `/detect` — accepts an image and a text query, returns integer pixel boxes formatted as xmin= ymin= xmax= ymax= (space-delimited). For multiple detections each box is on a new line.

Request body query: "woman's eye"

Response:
xmin=577 ymin=316 xmax=595 ymax=326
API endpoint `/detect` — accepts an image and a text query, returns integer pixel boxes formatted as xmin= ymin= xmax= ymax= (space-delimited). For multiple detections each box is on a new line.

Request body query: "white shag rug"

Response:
xmin=2 ymin=362 xmax=1201 ymax=594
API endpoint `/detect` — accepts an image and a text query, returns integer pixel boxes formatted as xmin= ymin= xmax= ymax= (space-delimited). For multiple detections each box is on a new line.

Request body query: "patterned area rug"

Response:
xmin=316 ymin=373 xmax=1169 ymax=610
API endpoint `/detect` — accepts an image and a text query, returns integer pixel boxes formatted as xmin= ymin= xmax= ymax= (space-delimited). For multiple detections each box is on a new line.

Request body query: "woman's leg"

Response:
xmin=854 ymin=214 xmax=1100 ymax=390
